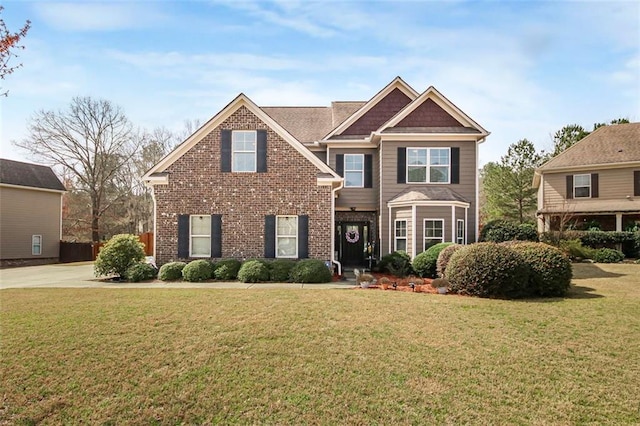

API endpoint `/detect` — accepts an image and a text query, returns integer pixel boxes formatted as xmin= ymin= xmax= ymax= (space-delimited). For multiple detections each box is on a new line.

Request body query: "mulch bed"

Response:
xmin=350 ymin=273 xmax=441 ymax=294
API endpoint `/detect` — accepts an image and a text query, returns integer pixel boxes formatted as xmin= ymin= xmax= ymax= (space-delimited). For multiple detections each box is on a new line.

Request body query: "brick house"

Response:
xmin=143 ymin=77 xmax=489 ymax=272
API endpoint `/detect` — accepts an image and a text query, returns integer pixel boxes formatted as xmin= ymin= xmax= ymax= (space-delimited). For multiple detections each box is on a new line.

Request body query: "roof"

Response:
xmin=388 ymin=187 xmax=470 ymax=204
xmin=0 ymin=158 xmax=66 ymax=192
xmin=538 ymin=123 xmax=640 ymax=171
xmin=382 ymin=126 xmax=481 ymax=134
xmin=538 ymin=199 xmax=640 ymax=214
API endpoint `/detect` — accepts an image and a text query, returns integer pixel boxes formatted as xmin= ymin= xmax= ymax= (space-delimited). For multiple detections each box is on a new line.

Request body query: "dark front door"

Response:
xmin=338 ymin=222 xmax=368 ymax=267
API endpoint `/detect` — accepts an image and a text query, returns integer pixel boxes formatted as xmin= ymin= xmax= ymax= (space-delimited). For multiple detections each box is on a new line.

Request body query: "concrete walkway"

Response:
xmin=0 ymin=262 xmax=355 ymax=289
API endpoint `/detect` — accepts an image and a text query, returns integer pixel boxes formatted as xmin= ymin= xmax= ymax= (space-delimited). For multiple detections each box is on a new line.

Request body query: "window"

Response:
xmin=344 ymin=154 xmax=364 ymax=187
xmin=394 ymin=220 xmax=407 ymax=252
xmin=276 ymin=216 xmax=298 ymax=258
xmin=32 ymin=235 xmax=42 ymax=255
xmin=232 ymin=130 xmax=256 ymax=172
xmin=424 ymin=219 xmax=444 ymax=250
xmin=457 ymin=220 xmax=465 ymax=245
xmin=574 ymin=174 xmax=591 ymax=198
xmin=407 ymin=148 xmax=450 ymax=183
xmin=190 ymin=215 xmax=211 ymax=257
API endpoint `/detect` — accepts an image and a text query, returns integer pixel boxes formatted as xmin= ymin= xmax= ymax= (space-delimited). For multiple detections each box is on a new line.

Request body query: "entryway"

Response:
xmin=336 ymin=221 xmax=369 ymax=268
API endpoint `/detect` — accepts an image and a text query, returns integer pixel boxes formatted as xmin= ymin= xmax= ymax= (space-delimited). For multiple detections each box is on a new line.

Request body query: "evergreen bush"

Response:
xmin=213 ymin=259 xmax=242 ymax=280
xmin=592 ymin=248 xmax=625 ymax=263
xmin=94 ymin=234 xmax=145 ymax=278
xmin=480 ymin=220 xmax=538 ymax=243
xmin=269 ymin=259 xmax=296 ymax=282
xmin=158 ymin=261 xmax=186 ymax=281
xmin=378 ymin=251 xmax=413 ymax=277
xmin=182 ymin=259 xmax=215 ymax=282
xmin=290 ymin=259 xmax=332 ymax=283
xmin=412 ymin=242 xmax=453 ymax=278
xmin=436 ymin=244 xmax=463 ymax=278
xmin=237 ymin=260 xmax=270 ymax=283
xmin=124 ymin=262 xmax=157 ymax=282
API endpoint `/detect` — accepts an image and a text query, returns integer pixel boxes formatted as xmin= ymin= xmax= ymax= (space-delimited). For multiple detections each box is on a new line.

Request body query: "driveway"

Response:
xmin=0 ymin=262 xmax=354 ymax=289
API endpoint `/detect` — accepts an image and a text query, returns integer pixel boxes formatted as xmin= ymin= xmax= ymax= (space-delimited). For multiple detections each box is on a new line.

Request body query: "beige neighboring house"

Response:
xmin=534 ymin=123 xmax=640 ymax=232
xmin=0 ymin=159 xmax=66 ymax=267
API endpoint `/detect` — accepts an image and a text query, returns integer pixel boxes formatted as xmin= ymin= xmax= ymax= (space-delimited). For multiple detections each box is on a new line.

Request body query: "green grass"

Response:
xmin=2 ymin=263 xmax=639 ymax=424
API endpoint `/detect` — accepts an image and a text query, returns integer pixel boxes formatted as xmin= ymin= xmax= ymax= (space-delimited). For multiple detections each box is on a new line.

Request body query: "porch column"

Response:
xmin=451 ymin=205 xmax=456 ymax=243
xmin=616 ymin=213 xmax=623 ymax=232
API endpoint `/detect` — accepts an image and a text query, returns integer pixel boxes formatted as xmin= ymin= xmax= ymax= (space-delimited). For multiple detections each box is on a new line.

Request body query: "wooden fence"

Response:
xmin=60 ymin=233 xmax=154 ymax=263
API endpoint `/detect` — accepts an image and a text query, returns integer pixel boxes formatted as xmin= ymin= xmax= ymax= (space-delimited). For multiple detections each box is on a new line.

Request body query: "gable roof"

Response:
xmin=538 ymin=122 xmax=640 ymax=171
xmin=0 ymin=159 xmax=66 ymax=192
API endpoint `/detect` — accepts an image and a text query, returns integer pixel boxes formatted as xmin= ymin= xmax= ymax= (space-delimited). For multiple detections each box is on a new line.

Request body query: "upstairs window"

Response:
xmin=344 ymin=154 xmax=364 ymax=187
xmin=232 ymin=131 xmax=257 ymax=172
xmin=574 ymin=174 xmax=591 ymax=198
xmin=407 ymin=148 xmax=450 ymax=183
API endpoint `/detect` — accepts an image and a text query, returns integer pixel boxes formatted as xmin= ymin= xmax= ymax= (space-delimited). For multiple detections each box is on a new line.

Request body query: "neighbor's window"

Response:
xmin=232 ymin=130 xmax=257 ymax=172
xmin=276 ymin=215 xmax=298 ymax=258
xmin=32 ymin=235 xmax=42 ymax=256
xmin=574 ymin=174 xmax=591 ymax=198
xmin=407 ymin=148 xmax=450 ymax=183
xmin=424 ymin=219 xmax=444 ymax=250
xmin=344 ymin=154 xmax=364 ymax=188
xmin=457 ymin=219 xmax=465 ymax=245
xmin=394 ymin=220 xmax=407 ymax=252
xmin=190 ymin=215 xmax=211 ymax=257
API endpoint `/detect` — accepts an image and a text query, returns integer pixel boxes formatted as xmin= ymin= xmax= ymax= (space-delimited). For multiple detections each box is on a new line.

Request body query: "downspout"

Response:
xmin=331 ymin=179 xmax=344 ymax=276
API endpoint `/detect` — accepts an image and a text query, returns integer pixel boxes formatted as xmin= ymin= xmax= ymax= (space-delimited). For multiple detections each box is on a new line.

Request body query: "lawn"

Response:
xmin=2 ymin=263 xmax=639 ymax=424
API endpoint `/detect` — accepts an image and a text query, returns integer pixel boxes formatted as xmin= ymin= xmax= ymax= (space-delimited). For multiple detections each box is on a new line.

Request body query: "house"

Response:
xmin=534 ymin=122 xmax=640 ymax=232
xmin=0 ymin=159 xmax=66 ymax=267
xmin=143 ymin=77 xmax=489 ymax=272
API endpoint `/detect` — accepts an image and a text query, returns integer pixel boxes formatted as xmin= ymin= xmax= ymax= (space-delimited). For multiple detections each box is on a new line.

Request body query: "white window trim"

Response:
xmin=232 ymin=130 xmax=257 ymax=173
xmin=423 ymin=219 xmax=444 ymax=251
xmin=276 ymin=215 xmax=298 ymax=259
xmin=344 ymin=153 xmax=365 ymax=188
xmin=406 ymin=147 xmax=451 ymax=184
xmin=394 ymin=219 xmax=407 ymax=252
xmin=190 ymin=215 xmax=211 ymax=258
xmin=574 ymin=174 xmax=591 ymax=198
xmin=32 ymin=235 xmax=42 ymax=256
xmin=457 ymin=219 xmax=465 ymax=245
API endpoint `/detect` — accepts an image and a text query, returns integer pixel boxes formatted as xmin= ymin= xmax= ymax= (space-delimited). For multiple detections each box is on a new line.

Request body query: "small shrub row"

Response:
xmin=540 ymin=230 xmax=639 ymax=258
xmin=479 ymin=220 xmax=538 ymax=243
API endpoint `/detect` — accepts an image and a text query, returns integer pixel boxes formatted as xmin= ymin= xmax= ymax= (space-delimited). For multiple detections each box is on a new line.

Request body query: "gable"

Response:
xmin=339 ymin=88 xmax=412 ymax=136
xmin=394 ymin=98 xmax=463 ymax=128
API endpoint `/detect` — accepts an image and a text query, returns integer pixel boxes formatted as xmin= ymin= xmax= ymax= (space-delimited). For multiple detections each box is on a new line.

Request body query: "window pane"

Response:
xmin=408 ymin=149 xmax=427 ymax=165
xmin=408 ymin=166 xmax=427 ymax=182
xmin=345 ymin=155 xmax=363 ymax=170
xmin=191 ymin=216 xmax=211 ymax=235
xmin=396 ymin=239 xmax=406 ymax=252
xmin=395 ymin=221 xmax=407 ymax=237
xmin=277 ymin=237 xmax=297 ymax=257
xmin=233 ymin=153 xmax=255 ymax=172
xmin=430 ymin=166 xmax=449 ymax=182
xmin=277 ymin=216 xmax=297 ymax=236
xmin=575 ymin=187 xmax=590 ymax=198
xmin=345 ymin=171 xmax=363 ymax=187
xmin=430 ymin=149 xmax=449 ymax=165
xmin=191 ymin=236 xmax=210 ymax=256
xmin=574 ymin=175 xmax=590 ymax=186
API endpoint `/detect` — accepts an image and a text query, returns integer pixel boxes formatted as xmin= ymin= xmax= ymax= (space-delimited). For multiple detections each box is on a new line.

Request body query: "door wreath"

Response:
xmin=345 ymin=229 xmax=360 ymax=243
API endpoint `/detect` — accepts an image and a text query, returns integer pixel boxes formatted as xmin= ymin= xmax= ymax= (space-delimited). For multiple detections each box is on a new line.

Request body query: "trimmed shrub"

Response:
xmin=182 ymin=259 xmax=215 ymax=282
xmin=213 ymin=259 xmax=242 ymax=280
xmin=158 ymin=261 xmax=186 ymax=281
xmin=502 ymin=242 xmax=572 ymax=297
xmin=378 ymin=251 xmax=413 ymax=277
xmin=412 ymin=243 xmax=453 ymax=278
xmin=124 ymin=262 xmax=158 ymax=282
xmin=290 ymin=259 xmax=332 ymax=283
xmin=237 ymin=260 xmax=270 ymax=283
xmin=436 ymin=244 xmax=463 ymax=278
xmin=94 ymin=234 xmax=145 ymax=278
xmin=269 ymin=259 xmax=296 ymax=282
xmin=445 ymin=243 xmax=531 ymax=298
xmin=480 ymin=220 xmax=538 ymax=243
xmin=558 ymin=239 xmax=596 ymax=260
xmin=593 ymin=248 xmax=625 ymax=263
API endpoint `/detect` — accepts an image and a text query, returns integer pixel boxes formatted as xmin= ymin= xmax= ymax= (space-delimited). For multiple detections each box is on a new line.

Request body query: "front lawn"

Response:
xmin=1 ymin=263 xmax=639 ymax=424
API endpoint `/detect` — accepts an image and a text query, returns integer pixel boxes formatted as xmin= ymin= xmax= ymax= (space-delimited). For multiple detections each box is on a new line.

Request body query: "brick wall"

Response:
xmin=341 ymin=88 xmax=411 ymax=135
xmin=154 ymin=105 xmax=333 ymax=264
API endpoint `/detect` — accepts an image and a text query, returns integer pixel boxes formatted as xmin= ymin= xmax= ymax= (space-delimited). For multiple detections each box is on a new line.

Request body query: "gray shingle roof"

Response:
xmin=539 ymin=123 xmax=640 ymax=171
xmin=388 ymin=187 xmax=470 ymax=204
xmin=0 ymin=158 xmax=66 ymax=191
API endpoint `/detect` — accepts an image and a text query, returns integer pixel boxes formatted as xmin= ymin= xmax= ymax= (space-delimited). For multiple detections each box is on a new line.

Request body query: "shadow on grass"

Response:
xmin=572 ymin=263 xmax=625 ymax=280
xmin=566 ymin=285 xmax=603 ymax=299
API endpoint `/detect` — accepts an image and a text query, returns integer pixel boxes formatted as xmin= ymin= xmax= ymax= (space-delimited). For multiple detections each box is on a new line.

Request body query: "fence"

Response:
xmin=60 ymin=233 xmax=154 ymax=263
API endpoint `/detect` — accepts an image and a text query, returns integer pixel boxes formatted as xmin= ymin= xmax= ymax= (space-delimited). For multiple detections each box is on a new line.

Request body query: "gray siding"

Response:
xmin=543 ymin=167 xmax=638 ymax=206
xmin=330 ymin=148 xmax=379 ymax=210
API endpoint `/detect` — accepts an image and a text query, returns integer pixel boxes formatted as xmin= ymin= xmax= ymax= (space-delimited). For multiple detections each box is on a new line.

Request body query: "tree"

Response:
xmin=481 ymin=139 xmax=542 ymax=223
xmin=1 ymin=5 xmax=31 ymax=95
xmin=16 ymin=97 xmax=136 ymax=242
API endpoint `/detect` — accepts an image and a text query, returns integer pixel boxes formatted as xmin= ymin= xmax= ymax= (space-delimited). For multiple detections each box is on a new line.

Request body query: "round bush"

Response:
xmin=182 ymin=259 xmax=215 ymax=282
xmin=290 ymin=259 xmax=332 ymax=283
xmin=378 ymin=251 xmax=413 ymax=277
xmin=593 ymin=248 xmax=625 ymax=263
xmin=412 ymin=243 xmax=453 ymax=278
xmin=436 ymin=244 xmax=463 ymax=278
xmin=158 ymin=261 xmax=186 ymax=281
xmin=445 ymin=243 xmax=531 ymax=299
xmin=502 ymin=242 xmax=572 ymax=297
xmin=94 ymin=234 xmax=145 ymax=278
xmin=269 ymin=259 xmax=295 ymax=282
xmin=237 ymin=260 xmax=270 ymax=283
xmin=214 ymin=259 xmax=242 ymax=280
xmin=124 ymin=262 xmax=158 ymax=282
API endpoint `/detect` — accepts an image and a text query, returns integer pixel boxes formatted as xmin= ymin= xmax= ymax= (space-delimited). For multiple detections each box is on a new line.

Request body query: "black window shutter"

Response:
xmin=221 ymin=130 xmax=232 ymax=172
xmin=177 ymin=215 xmax=190 ymax=258
xmin=364 ymin=154 xmax=373 ymax=188
xmin=397 ymin=147 xmax=406 ymax=184
xmin=451 ymin=147 xmax=460 ymax=184
xmin=264 ymin=215 xmax=276 ymax=258
xmin=257 ymin=130 xmax=267 ymax=173
xmin=591 ymin=173 xmax=599 ymax=198
xmin=336 ymin=154 xmax=344 ymax=176
xmin=298 ymin=215 xmax=309 ymax=259
xmin=211 ymin=215 xmax=222 ymax=258
xmin=634 ymin=171 xmax=640 ymax=196
xmin=566 ymin=175 xmax=573 ymax=199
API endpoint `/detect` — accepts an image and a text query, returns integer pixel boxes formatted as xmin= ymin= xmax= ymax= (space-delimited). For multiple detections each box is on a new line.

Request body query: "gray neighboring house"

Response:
xmin=0 ymin=159 xmax=66 ymax=267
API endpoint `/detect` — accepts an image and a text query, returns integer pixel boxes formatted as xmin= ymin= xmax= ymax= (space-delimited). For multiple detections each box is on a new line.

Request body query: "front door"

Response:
xmin=338 ymin=222 xmax=368 ymax=267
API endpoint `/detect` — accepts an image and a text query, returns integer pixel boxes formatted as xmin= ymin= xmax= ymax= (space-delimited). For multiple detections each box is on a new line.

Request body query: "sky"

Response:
xmin=1 ymin=0 xmax=639 ymax=166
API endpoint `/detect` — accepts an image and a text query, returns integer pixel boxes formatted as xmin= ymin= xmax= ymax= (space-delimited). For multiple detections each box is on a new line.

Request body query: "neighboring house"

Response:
xmin=143 ymin=77 xmax=489 ymax=272
xmin=534 ymin=123 xmax=640 ymax=232
xmin=0 ymin=159 xmax=66 ymax=267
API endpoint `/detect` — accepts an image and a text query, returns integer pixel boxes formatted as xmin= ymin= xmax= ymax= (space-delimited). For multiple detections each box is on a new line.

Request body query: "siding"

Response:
xmin=330 ymin=148 xmax=378 ymax=210
xmin=0 ymin=186 xmax=61 ymax=260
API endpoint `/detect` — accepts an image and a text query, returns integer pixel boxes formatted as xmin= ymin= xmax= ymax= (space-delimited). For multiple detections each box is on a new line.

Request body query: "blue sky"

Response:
xmin=1 ymin=0 xmax=639 ymax=165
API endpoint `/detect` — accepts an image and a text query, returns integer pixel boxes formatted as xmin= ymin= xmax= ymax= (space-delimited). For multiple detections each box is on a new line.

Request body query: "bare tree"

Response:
xmin=15 ymin=97 xmax=136 ymax=242
xmin=0 ymin=5 xmax=31 ymax=95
